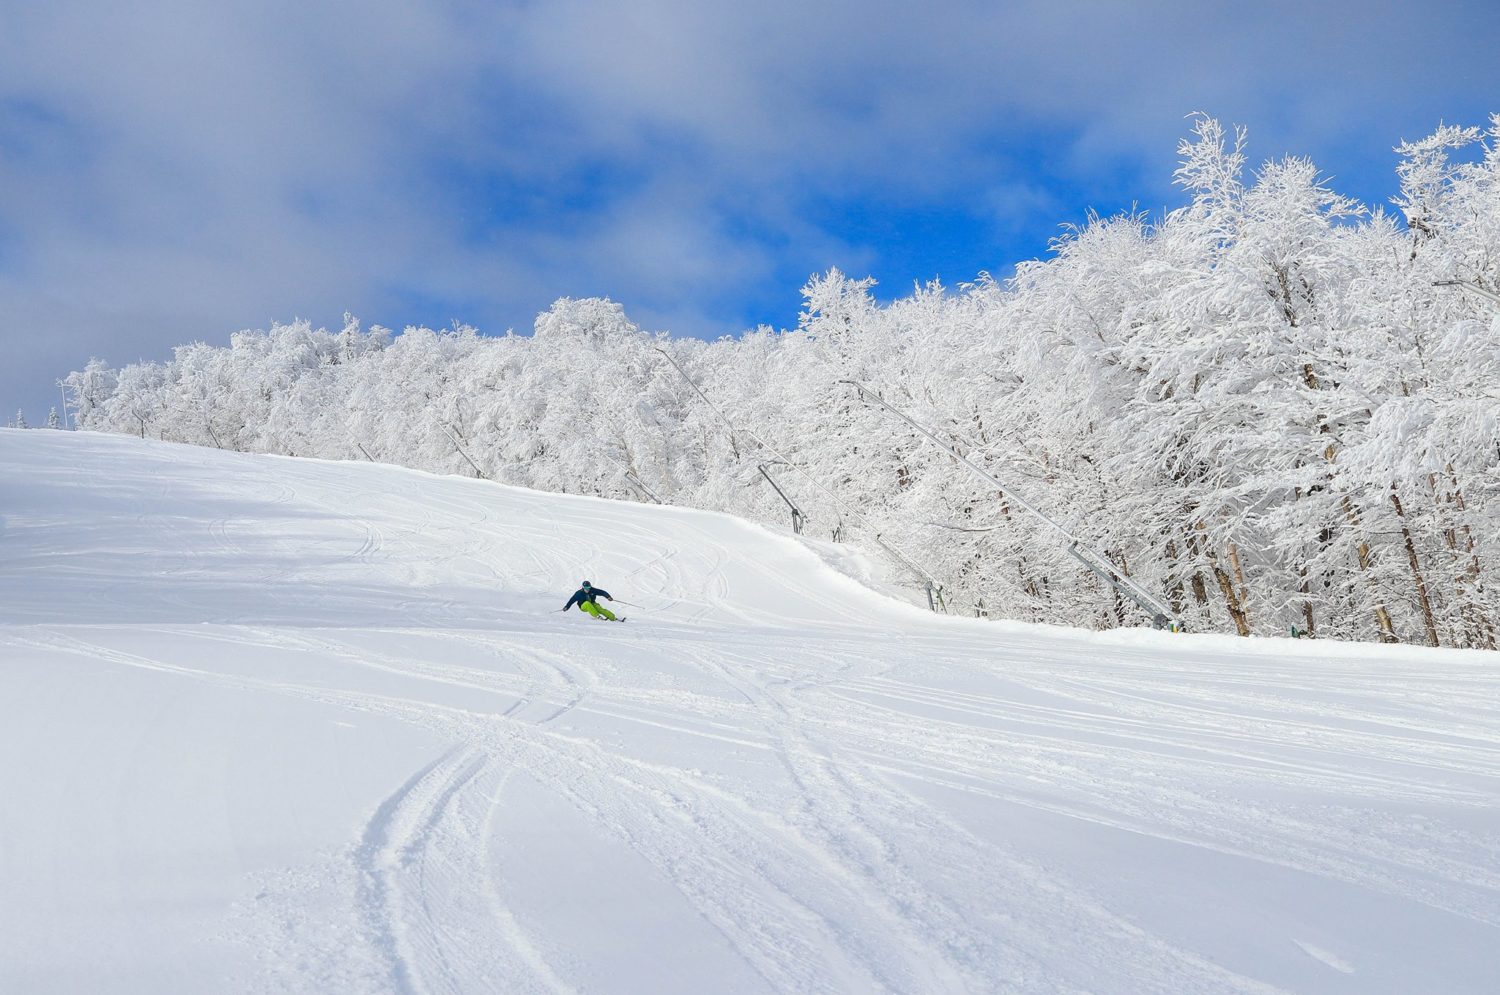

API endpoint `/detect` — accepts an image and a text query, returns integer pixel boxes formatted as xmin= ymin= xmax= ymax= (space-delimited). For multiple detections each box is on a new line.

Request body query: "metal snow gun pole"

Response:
xmin=651 ymin=346 xmax=805 ymax=534
xmin=756 ymin=463 xmax=805 ymax=534
xmin=654 ymin=346 xmax=949 ymax=611
xmin=840 ymin=380 xmax=1180 ymax=631
xmin=1434 ymin=279 xmax=1500 ymax=306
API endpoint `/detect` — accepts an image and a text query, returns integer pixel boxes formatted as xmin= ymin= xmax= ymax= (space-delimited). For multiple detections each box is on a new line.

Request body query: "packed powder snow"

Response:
xmin=2 ymin=429 xmax=1499 ymax=993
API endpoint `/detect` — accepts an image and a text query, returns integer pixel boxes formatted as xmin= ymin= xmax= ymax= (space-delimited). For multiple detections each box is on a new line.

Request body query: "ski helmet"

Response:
xmin=581 ymin=580 xmax=591 ymax=588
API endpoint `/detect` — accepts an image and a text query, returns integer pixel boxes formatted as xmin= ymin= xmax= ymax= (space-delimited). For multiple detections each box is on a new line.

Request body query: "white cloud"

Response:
xmin=1 ymin=0 xmax=1495 ymax=417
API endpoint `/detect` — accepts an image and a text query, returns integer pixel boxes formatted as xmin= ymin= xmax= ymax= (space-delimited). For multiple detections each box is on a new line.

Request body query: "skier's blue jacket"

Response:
xmin=564 ymin=586 xmax=613 ymax=611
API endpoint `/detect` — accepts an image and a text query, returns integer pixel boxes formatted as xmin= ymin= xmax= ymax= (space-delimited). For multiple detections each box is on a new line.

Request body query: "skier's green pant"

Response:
xmin=581 ymin=601 xmax=618 ymax=621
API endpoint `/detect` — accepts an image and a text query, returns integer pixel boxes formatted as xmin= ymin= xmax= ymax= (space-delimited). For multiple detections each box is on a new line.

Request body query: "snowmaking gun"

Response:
xmin=841 ymin=380 xmax=1180 ymax=632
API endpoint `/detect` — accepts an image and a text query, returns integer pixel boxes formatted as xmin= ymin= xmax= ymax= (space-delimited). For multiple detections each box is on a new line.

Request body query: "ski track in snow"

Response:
xmin=3 ymin=431 xmax=1500 ymax=994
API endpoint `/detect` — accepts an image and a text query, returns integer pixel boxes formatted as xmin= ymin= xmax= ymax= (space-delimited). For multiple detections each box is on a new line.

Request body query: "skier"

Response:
xmin=562 ymin=580 xmax=622 ymax=622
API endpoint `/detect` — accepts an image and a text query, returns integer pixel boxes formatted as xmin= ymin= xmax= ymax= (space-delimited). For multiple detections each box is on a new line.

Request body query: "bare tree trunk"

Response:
xmin=1289 ymin=484 xmax=1318 ymax=637
xmin=1164 ymin=540 xmax=1188 ymax=617
xmin=1183 ymin=531 xmax=1212 ymax=620
xmin=1226 ymin=542 xmax=1250 ymax=617
xmin=1390 ymin=489 xmax=1439 ymax=647
xmin=1195 ymin=522 xmax=1250 ymax=636
xmin=1211 ymin=561 xmax=1251 ymax=636
xmin=1445 ymin=468 xmax=1496 ymax=649
xmin=1326 ymin=441 xmax=1398 ymax=642
xmin=1298 ymin=567 xmax=1317 ymax=637
xmin=1427 ymin=470 xmax=1471 ymax=643
xmin=1346 ymin=503 xmax=1399 ymax=642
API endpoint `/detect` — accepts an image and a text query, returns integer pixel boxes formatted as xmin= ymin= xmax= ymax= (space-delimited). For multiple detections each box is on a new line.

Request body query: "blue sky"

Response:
xmin=2 ymin=0 xmax=1498 ymax=421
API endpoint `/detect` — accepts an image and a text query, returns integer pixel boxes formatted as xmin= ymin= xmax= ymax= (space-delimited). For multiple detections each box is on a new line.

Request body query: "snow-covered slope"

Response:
xmin=3 ymin=429 xmax=1498 ymax=994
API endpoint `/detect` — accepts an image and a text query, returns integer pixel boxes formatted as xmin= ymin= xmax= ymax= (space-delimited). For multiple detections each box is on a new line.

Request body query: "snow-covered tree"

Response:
xmin=63 ymin=115 xmax=1500 ymax=648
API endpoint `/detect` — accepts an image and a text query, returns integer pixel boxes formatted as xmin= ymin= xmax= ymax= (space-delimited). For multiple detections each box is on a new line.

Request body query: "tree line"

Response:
xmin=65 ymin=116 xmax=1500 ymax=648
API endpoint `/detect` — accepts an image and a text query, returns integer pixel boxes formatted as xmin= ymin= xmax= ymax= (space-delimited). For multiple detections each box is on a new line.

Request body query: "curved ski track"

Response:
xmin=21 ymin=614 xmax=1500 ymax=994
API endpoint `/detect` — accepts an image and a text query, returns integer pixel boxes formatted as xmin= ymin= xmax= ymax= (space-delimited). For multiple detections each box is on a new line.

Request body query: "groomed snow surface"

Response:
xmin=3 ymin=430 xmax=1499 ymax=995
